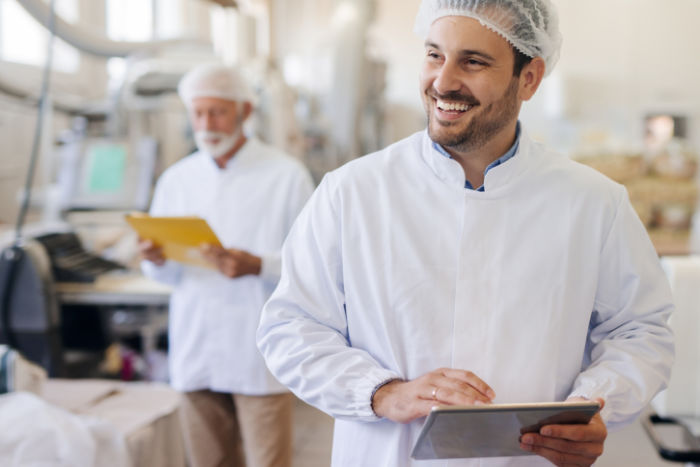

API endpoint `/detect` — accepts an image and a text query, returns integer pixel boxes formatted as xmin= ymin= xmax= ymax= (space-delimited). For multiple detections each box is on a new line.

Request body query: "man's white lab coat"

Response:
xmin=257 ymin=130 xmax=675 ymax=466
xmin=143 ymin=138 xmax=314 ymax=394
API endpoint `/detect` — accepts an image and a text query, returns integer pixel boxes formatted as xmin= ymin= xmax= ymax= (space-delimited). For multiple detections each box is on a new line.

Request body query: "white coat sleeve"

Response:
xmin=140 ymin=259 xmax=182 ymax=286
xmin=257 ymin=174 xmax=401 ymax=421
xmin=258 ymin=168 xmax=315 ymax=284
xmin=569 ymin=189 xmax=674 ymax=429
xmin=138 ymin=169 xmax=184 ymax=286
xmin=258 ymin=253 xmax=282 ymax=283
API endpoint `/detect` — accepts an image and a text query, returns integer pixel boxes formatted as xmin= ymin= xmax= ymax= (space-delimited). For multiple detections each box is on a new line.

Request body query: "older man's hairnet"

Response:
xmin=178 ymin=63 xmax=256 ymax=107
xmin=414 ymin=0 xmax=563 ymax=75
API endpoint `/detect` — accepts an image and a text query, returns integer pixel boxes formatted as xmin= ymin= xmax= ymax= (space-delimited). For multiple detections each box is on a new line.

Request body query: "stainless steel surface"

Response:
xmin=54 ymin=272 xmax=171 ymax=306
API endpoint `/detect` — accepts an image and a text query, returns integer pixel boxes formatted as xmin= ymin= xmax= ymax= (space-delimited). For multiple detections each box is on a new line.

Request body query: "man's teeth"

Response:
xmin=436 ymin=100 xmax=471 ymax=112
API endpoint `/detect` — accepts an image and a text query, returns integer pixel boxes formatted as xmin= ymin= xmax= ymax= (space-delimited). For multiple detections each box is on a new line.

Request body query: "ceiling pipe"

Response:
xmin=16 ymin=0 xmax=211 ymax=58
xmin=0 ymin=74 xmax=82 ymax=113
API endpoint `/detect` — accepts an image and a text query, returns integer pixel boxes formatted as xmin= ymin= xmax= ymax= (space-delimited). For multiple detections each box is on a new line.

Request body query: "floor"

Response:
xmin=291 ymin=400 xmax=692 ymax=466
xmin=597 ymin=412 xmax=697 ymax=467
xmin=292 ymin=398 xmax=333 ymax=467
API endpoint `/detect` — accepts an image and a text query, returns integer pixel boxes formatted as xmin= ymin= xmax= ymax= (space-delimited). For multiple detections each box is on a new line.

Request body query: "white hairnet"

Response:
xmin=414 ymin=0 xmax=563 ymax=75
xmin=178 ymin=63 xmax=256 ymax=107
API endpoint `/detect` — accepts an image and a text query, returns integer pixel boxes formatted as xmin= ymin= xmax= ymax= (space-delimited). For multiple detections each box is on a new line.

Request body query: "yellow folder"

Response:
xmin=125 ymin=213 xmax=222 ymax=269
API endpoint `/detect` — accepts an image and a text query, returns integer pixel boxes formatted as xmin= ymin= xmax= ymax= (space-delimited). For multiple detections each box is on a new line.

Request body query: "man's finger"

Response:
xmin=138 ymin=238 xmax=155 ymax=250
xmin=521 ymin=432 xmax=603 ymax=458
xmin=412 ymin=399 xmax=440 ymax=420
xmin=540 ymin=415 xmax=607 ymax=442
xmin=520 ymin=441 xmax=598 ymax=466
xmin=200 ymin=244 xmax=226 ymax=263
xmin=439 ymin=368 xmax=495 ymax=400
xmin=428 ymin=382 xmax=491 ymax=405
xmin=200 ymin=243 xmax=218 ymax=254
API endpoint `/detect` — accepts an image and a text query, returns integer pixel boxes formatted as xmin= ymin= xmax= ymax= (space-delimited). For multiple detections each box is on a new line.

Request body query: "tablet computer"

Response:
xmin=411 ymin=401 xmax=600 ymax=460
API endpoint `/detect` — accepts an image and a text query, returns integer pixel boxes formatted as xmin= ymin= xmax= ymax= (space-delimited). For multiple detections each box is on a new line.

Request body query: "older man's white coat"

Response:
xmin=144 ymin=139 xmax=313 ymax=394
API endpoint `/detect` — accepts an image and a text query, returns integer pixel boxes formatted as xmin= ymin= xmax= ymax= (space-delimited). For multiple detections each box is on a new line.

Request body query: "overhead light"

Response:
xmin=331 ymin=1 xmax=359 ymax=27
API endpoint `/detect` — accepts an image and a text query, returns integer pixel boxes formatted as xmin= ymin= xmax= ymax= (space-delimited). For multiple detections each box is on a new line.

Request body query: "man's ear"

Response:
xmin=518 ymin=57 xmax=546 ymax=102
xmin=241 ymin=102 xmax=254 ymax=121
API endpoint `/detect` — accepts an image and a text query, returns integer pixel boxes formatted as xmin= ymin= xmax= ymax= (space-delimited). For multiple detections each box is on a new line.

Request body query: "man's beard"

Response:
xmin=426 ymin=78 xmax=520 ymax=153
xmin=194 ymin=128 xmax=241 ymax=159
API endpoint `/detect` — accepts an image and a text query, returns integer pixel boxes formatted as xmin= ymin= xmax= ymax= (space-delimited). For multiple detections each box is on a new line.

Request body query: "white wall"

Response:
xmin=369 ymin=0 xmax=424 ymax=141
xmin=3 ymin=0 xmax=700 ymax=227
xmin=0 ymin=0 xmax=214 ymax=225
xmin=0 ymin=0 xmax=108 ymax=225
xmin=0 ymin=97 xmax=44 ymax=226
xmin=529 ymin=0 xmax=700 ymax=154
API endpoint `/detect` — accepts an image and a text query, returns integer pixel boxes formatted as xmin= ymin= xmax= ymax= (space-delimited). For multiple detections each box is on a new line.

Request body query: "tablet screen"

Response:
xmin=411 ymin=401 xmax=600 ymax=460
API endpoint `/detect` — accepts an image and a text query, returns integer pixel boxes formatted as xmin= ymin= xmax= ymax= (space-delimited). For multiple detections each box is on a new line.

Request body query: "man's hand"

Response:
xmin=371 ymin=368 xmax=495 ymax=423
xmin=200 ymin=244 xmax=262 ymax=278
xmin=520 ymin=398 xmax=607 ymax=466
xmin=138 ymin=238 xmax=166 ymax=266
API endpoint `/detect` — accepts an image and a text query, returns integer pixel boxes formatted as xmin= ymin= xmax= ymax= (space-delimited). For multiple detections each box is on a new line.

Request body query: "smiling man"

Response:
xmin=257 ymin=1 xmax=675 ymax=466
xmin=418 ymin=1 xmax=546 ymax=192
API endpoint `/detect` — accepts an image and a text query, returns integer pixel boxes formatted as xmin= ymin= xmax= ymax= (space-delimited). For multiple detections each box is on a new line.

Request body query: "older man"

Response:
xmin=139 ymin=63 xmax=314 ymax=467
xmin=257 ymin=1 xmax=674 ymax=466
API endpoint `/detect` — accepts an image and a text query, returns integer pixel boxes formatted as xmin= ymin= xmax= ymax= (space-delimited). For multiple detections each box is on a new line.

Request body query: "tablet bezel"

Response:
xmin=411 ymin=401 xmax=601 ymax=460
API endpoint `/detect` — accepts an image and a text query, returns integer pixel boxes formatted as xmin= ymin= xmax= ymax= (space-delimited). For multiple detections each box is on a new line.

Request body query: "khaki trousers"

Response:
xmin=179 ymin=390 xmax=294 ymax=467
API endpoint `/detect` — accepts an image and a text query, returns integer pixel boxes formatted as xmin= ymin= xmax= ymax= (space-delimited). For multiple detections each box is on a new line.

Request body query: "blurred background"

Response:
xmin=1 ymin=0 xmax=699 ymax=256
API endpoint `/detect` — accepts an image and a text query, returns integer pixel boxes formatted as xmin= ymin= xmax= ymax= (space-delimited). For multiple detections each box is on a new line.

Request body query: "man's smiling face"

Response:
xmin=419 ymin=15 xmax=523 ymax=153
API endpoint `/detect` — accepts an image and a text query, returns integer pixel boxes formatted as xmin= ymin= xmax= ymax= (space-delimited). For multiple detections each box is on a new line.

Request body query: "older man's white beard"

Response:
xmin=194 ymin=130 xmax=241 ymax=159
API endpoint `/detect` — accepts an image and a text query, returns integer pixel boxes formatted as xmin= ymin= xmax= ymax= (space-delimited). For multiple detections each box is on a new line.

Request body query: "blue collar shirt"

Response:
xmin=432 ymin=122 xmax=521 ymax=191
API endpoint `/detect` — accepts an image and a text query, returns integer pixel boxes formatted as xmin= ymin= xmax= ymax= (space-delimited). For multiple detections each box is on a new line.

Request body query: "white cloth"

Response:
xmin=654 ymin=256 xmax=700 ymax=417
xmin=143 ymin=138 xmax=314 ymax=394
xmin=178 ymin=63 xmax=256 ymax=107
xmin=0 ymin=392 xmax=130 ymax=467
xmin=413 ymin=0 xmax=562 ymax=75
xmin=257 ymin=129 xmax=675 ymax=466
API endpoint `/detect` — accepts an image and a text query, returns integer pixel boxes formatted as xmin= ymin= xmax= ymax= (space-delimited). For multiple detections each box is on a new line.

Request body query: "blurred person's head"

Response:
xmin=178 ymin=64 xmax=255 ymax=165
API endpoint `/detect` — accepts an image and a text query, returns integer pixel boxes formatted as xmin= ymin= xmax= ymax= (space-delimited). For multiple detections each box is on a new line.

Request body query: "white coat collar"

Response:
xmin=420 ymin=128 xmax=536 ymax=195
xmin=198 ymin=137 xmax=258 ymax=174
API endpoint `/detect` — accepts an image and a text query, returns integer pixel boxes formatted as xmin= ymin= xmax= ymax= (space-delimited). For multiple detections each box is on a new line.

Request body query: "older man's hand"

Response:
xmin=138 ymin=238 xmax=166 ymax=266
xmin=200 ymin=244 xmax=262 ymax=278
xmin=520 ymin=398 xmax=607 ymax=466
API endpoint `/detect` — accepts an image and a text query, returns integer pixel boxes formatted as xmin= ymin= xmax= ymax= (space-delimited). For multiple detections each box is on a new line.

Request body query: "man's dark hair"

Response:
xmin=513 ymin=47 xmax=533 ymax=76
